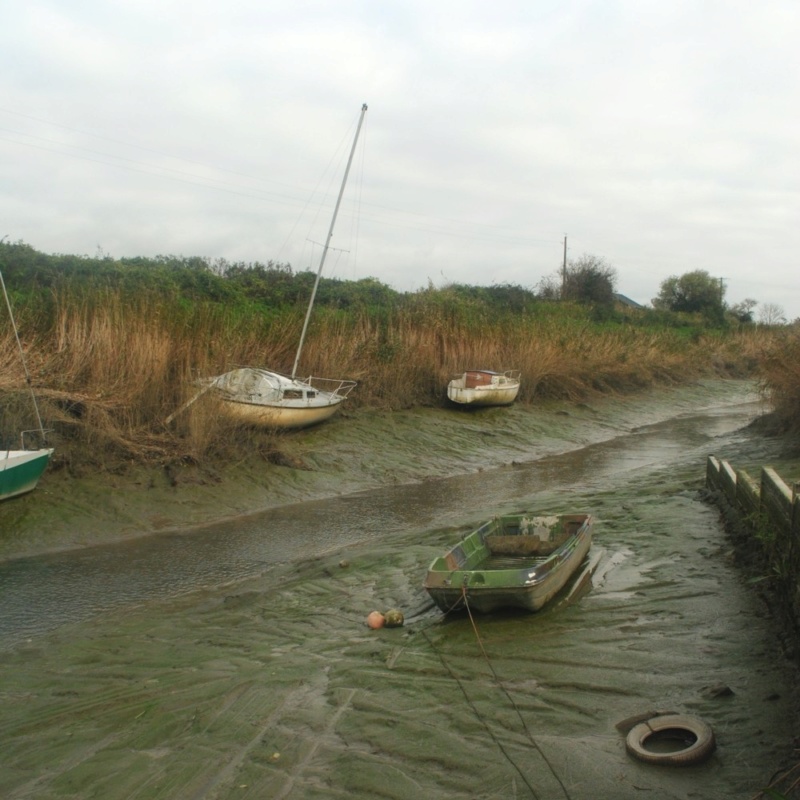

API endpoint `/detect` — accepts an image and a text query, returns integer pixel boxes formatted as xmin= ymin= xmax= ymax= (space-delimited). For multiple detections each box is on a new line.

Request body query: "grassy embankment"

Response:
xmin=1 ymin=241 xmax=795 ymax=478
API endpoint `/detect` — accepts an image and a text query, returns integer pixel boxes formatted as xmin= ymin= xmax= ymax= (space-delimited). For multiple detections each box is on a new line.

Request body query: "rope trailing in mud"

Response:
xmin=421 ymin=626 xmax=540 ymax=799
xmin=461 ymin=585 xmax=572 ymax=800
xmin=754 ymin=757 xmax=800 ymax=800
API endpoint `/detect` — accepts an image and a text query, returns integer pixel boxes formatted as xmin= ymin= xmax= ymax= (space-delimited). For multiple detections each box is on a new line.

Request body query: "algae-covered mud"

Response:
xmin=0 ymin=379 xmax=779 ymax=561
xmin=1 ymin=380 xmax=799 ymax=799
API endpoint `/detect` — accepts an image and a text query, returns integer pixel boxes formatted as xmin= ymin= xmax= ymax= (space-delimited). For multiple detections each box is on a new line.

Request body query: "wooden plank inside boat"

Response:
xmin=486 ymin=535 xmax=562 ymax=556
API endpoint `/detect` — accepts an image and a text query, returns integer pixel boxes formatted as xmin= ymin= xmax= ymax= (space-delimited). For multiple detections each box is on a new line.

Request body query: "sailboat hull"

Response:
xmin=220 ymin=396 xmax=345 ymax=429
xmin=211 ymin=368 xmax=355 ymax=430
xmin=0 ymin=449 xmax=54 ymax=501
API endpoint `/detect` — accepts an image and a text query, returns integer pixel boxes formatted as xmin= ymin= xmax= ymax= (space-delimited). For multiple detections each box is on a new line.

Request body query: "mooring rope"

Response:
xmin=422 ymin=625 xmax=540 ymax=799
xmin=424 ymin=585 xmax=572 ymax=800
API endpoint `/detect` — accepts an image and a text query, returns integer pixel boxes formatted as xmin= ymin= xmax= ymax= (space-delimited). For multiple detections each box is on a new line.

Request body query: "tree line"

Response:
xmin=0 ymin=239 xmax=789 ymax=327
xmin=539 ymin=254 xmax=787 ymax=326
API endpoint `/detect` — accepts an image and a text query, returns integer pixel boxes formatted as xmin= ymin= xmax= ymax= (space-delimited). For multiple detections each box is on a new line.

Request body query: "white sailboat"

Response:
xmin=1 ymin=267 xmax=53 ymax=501
xmin=207 ymin=105 xmax=366 ymax=430
xmin=210 ymin=367 xmax=357 ymax=430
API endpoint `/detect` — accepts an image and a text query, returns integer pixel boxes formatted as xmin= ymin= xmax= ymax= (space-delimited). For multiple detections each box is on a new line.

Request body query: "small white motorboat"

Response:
xmin=447 ymin=369 xmax=521 ymax=407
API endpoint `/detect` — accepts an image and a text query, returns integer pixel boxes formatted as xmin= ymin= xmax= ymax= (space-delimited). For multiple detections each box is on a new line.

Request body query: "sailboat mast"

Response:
xmin=291 ymin=102 xmax=368 ymax=380
xmin=0 ymin=267 xmax=48 ymax=443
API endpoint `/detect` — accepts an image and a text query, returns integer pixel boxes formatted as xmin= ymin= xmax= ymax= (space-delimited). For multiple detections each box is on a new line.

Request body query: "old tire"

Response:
xmin=625 ymin=714 xmax=716 ymax=767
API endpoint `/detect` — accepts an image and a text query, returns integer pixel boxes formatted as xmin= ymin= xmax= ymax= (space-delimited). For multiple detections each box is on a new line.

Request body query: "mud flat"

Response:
xmin=1 ymin=378 xmax=799 ymax=800
xmin=0 ymin=379 xmax=774 ymax=561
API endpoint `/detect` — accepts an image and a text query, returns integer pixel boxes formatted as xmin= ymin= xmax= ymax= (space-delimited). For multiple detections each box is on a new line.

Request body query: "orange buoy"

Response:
xmin=366 ymin=611 xmax=385 ymax=629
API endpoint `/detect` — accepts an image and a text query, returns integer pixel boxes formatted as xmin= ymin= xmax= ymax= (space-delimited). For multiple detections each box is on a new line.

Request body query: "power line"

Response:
xmin=0 ymin=108 xmax=565 ymax=252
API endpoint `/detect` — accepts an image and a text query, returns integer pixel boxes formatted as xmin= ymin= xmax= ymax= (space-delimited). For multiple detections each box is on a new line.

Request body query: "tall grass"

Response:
xmin=758 ymin=327 xmax=800 ymax=432
xmin=0 ymin=280 xmax=785 ymax=470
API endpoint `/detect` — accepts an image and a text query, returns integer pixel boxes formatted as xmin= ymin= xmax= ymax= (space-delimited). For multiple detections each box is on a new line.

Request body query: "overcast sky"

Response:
xmin=2 ymin=1 xmax=799 ymax=320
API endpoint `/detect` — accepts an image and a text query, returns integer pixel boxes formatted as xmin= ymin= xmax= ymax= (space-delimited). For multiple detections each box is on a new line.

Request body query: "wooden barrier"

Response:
xmin=761 ymin=467 xmax=795 ymax=532
xmin=706 ymin=455 xmax=800 ymax=638
xmin=736 ymin=470 xmax=760 ymax=518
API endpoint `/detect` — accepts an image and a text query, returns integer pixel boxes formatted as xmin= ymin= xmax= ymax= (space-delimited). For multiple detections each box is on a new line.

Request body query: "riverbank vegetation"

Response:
xmin=757 ymin=330 xmax=800 ymax=435
xmin=1 ymin=240 xmax=796 ymax=473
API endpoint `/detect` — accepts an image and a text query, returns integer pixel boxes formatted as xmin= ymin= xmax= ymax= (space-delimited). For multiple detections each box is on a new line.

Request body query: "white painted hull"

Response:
xmin=447 ymin=370 xmax=521 ymax=407
xmin=447 ymin=384 xmax=520 ymax=406
xmin=220 ymin=395 xmax=344 ymax=430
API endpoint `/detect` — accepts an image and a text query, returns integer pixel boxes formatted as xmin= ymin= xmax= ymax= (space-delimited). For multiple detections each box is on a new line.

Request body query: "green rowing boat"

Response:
xmin=424 ymin=513 xmax=593 ymax=614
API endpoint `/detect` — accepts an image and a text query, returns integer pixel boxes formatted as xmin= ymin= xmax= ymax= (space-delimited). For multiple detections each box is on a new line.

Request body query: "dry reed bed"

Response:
xmin=758 ymin=328 xmax=800 ymax=432
xmin=0 ymin=289 xmax=785 ymax=468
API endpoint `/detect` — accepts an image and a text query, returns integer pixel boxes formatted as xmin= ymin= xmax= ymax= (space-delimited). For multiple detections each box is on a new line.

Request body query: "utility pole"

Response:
xmin=561 ymin=235 xmax=567 ymax=298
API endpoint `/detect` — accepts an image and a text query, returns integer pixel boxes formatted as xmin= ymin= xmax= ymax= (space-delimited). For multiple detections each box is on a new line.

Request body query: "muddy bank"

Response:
xmin=0 ymin=379 xmax=775 ymax=562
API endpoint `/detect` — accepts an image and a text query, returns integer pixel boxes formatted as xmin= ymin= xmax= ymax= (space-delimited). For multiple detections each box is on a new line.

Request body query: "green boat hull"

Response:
xmin=424 ymin=513 xmax=593 ymax=614
xmin=0 ymin=449 xmax=53 ymax=501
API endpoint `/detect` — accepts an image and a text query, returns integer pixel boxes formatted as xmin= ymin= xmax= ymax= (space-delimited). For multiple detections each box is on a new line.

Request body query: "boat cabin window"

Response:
xmin=283 ymin=389 xmax=318 ymax=400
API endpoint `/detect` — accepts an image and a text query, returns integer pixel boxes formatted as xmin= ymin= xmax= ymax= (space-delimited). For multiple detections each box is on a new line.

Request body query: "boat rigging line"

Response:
xmin=0 ymin=252 xmax=48 ymax=446
xmin=290 ymin=103 xmax=367 ymax=380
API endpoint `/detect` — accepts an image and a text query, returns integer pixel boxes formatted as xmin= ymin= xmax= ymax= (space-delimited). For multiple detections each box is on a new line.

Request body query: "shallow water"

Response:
xmin=0 ymin=382 xmax=798 ymax=799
